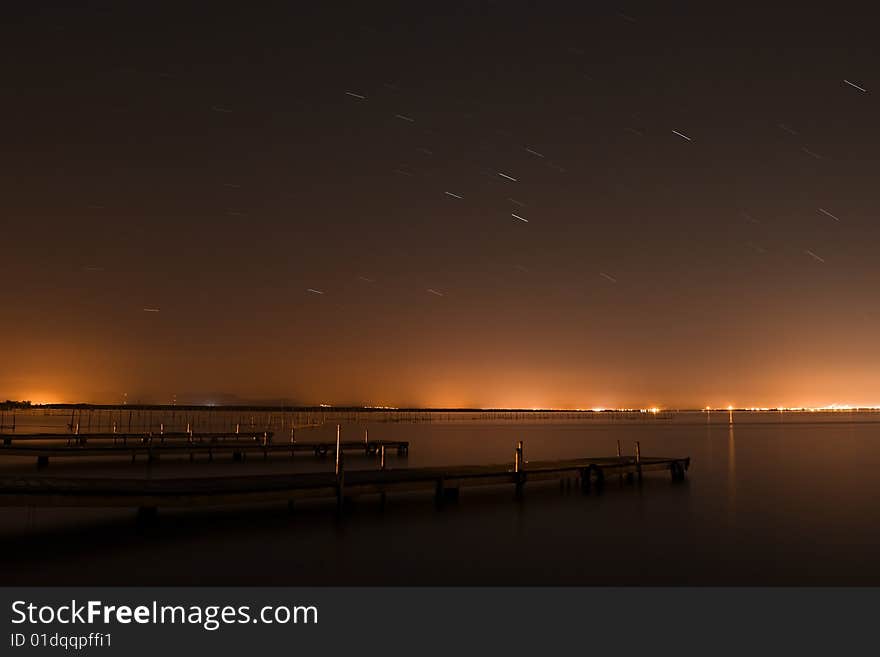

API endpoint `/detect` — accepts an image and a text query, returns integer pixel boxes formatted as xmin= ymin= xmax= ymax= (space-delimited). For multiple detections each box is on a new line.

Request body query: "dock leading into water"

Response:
xmin=0 ymin=437 xmax=689 ymax=515
xmin=0 ymin=429 xmax=409 ymax=466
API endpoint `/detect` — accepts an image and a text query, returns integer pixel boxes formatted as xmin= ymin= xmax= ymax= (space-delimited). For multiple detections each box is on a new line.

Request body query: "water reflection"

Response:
xmin=727 ymin=424 xmax=736 ymax=524
xmin=4 ymin=411 xmax=880 ymax=585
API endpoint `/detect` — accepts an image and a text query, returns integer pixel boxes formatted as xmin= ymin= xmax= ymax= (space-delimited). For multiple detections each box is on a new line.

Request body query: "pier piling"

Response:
xmin=635 ymin=441 xmax=642 ymax=482
xmin=335 ymin=425 xmax=344 ymax=511
xmin=514 ymin=440 xmax=525 ymax=498
xmin=617 ymin=439 xmax=623 ymax=483
xmin=0 ymin=445 xmax=689 ymax=514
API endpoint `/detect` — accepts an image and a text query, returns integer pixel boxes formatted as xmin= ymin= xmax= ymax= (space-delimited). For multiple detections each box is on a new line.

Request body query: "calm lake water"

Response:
xmin=2 ymin=410 xmax=879 ymax=585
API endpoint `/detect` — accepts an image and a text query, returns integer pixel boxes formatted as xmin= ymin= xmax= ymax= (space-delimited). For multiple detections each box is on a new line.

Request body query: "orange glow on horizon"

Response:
xmin=5 ymin=383 xmax=880 ymax=413
xmin=7 ymin=391 xmax=880 ymax=412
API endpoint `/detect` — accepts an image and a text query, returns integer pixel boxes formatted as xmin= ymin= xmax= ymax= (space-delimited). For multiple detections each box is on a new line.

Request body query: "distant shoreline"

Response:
xmin=3 ymin=403 xmax=880 ymax=414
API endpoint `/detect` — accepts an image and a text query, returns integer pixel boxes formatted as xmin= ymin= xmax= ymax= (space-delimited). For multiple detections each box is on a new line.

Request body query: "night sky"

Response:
xmin=3 ymin=2 xmax=878 ymax=408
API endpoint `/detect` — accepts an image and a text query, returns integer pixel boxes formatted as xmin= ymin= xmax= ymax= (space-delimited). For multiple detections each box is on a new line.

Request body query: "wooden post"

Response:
xmin=290 ymin=427 xmax=296 ymax=458
xmin=594 ymin=466 xmax=605 ymax=491
xmin=364 ymin=427 xmax=369 ymax=455
xmin=514 ymin=440 xmax=524 ymax=497
xmin=435 ymin=478 xmax=444 ymax=506
xmin=379 ymin=443 xmax=387 ymax=507
xmin=435 ymin=478 xmax=458 ymax=505
xmin=671 ymin=459 xmax=688 ymax=481
xmin=635 ymin=441 xmax=642 ymax=482
xmin=580 ymin=465 xmax=592 ymax=493
xmin=335 ymin=425 xmax=344 ymax=510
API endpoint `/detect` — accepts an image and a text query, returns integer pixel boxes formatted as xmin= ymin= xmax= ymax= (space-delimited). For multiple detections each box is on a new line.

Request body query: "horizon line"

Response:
xmin=4 ymin=402 xmax=880 ymax=413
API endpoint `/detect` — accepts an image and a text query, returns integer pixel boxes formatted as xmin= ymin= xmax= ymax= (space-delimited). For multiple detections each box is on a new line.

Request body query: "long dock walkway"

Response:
xmin=0 ymin=430 xmax=409 ymax=466
xmin=0 ymin=440 xmax=689 ymax=513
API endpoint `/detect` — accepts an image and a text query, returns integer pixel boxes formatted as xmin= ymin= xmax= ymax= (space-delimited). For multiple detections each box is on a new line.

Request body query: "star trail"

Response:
xmin=2 ymin=2 xmax=878 ymax=409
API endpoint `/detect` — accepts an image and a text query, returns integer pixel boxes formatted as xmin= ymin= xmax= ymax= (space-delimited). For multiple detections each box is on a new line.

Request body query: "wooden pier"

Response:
xmin=0 ymin=440 xmax=689 ymax=514
xmin=0 ymin=430 xmax=409 ymax=467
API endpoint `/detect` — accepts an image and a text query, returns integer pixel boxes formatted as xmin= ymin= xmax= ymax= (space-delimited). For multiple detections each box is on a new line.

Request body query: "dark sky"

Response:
xmin=3 ymin=2 xmax=879 ymax=408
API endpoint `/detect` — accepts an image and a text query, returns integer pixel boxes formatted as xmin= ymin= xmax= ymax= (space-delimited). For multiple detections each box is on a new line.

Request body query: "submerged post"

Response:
xmin=671 ymin=460 xmax=686 ymax=481
xmin=580 ymin=465 xmax=592 ymax=493
xmin=514 ymin=440 xmax=525 ymax=497
xmin=335 ymin=424 xmax=344 ymax=510
xmin=635 ymin=441 xmax=642 ymax=482
xmin=379 ymin=443 xmax=387 ymax=507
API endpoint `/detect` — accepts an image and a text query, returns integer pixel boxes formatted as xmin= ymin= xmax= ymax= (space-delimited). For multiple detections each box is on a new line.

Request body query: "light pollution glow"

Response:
xmin=6 ymin=351 xmax=880 ymax=410
xmin=10 ymin=387 xmax=880 ymax=413
xmin=4 ymin=4 xmax=880 ymax=420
